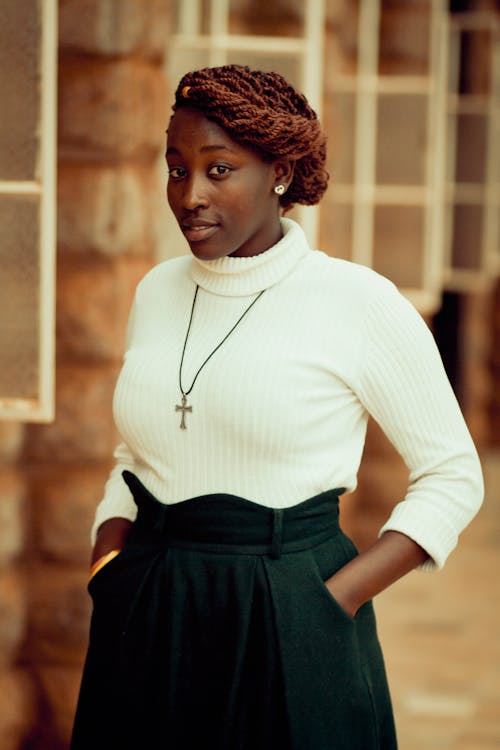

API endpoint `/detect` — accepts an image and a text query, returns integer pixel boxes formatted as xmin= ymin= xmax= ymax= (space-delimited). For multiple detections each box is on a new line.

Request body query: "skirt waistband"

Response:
xmin=122 ymin=471 xmax=345 ymax=559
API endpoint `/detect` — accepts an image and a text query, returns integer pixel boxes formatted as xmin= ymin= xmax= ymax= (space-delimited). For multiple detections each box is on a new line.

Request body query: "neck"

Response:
xmin=228 ymin=217 xmax=283 ymax=258
xmin=189 ymin=218 xmax=311 ymax=297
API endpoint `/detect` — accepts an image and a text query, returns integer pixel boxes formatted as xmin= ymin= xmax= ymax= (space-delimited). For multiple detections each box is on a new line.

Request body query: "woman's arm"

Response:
xmin=326 ymin=530 xmax=428 ymax=617
xmin=352 ymin=280 xmax=483 ymax=571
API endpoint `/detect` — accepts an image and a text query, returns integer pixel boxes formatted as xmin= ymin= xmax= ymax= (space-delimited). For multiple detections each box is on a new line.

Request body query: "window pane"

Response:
xmin=458 ymin=30 xmax=491 ymax=96
xmin=229 ymin=0 xmax=304 ymax=37
xmin=376 ymin=94 xmax=427 ymax=185
xmin=225 ymin=51 xmax=301 ymax=88
xmin=169 ymin=48 xmax=211 ymax=87
xmin=373 ymin=204 xmax=424 ymax=288
xmin=378 ymin=0 xmax=431 ymax=75
xmin=325 ymin=92 xmax=356 ymax=185
xmin=0 ymin=196 xmax=40 ymax=399
xmin=454 ymin=113 xmax=487 ymax=184
xmin=174 ymin=0 xmax=211 ymax=35
xmin=450 ymin=204 xmax=484 ymax=271
xmin=0 ymin=0 xmax=41 ymax=180
xmin=319 ymin=201 xmax=353 ymax=261
xmin=325 ymin=2 xmax=359 ymax=76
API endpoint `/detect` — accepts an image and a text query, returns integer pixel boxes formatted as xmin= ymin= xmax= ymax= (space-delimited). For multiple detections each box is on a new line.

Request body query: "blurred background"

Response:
xmin=0 ymin=0 xmax=498 ymax=747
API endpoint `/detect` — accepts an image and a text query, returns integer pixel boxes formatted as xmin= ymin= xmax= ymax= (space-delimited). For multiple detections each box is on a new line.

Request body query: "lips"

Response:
xmin=182 ymin=219 xmax=220 ymax=243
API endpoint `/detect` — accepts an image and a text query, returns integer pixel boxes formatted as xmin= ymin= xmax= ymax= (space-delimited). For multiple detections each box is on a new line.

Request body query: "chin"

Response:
xmin=188 ymin=237 xmax=241 ymax=261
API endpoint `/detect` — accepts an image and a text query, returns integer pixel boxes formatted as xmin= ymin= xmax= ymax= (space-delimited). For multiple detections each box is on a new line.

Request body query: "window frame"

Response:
xmin=328 ymin=0 xmax=449 ymax=314
xmin=0 ymin=0 xmax=57 ymax=422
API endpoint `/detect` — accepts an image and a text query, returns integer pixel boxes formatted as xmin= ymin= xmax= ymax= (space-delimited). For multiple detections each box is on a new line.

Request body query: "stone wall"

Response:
xmin=0 ymin=421 xmax=34 ymax=749
xmin=0 ymin=2 xmax=173 ymax=748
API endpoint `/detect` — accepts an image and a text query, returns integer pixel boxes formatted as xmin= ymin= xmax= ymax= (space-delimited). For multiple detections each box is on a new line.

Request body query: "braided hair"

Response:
xmin=172 ymin=64 xmax=328 ymax=209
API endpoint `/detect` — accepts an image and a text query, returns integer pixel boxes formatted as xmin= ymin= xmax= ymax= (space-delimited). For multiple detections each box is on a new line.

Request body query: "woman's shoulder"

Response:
xmin=305 ymin=249 xmax=400 ymax=304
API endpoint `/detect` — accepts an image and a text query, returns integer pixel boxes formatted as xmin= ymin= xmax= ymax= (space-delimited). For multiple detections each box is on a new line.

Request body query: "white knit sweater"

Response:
xmin=92 ymin=218 xmax=483 ymax=569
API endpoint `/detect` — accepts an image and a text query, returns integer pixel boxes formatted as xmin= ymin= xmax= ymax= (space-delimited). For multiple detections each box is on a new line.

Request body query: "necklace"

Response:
xmin=176 ymin=284 xmax=266 ymax=429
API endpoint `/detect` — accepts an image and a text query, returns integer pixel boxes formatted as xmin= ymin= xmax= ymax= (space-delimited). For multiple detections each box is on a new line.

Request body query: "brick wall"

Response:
xmin=0 ymin=422 xmax=33 ymax=749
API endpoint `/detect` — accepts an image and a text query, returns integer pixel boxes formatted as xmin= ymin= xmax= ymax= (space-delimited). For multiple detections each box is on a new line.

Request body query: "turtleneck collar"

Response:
xmin=189 ymin=218 xmax=311 ymax=297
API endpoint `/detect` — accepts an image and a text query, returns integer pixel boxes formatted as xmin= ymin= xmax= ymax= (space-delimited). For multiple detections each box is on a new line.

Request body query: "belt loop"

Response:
xmin=270 ymin=509 xmax=284 ymax=559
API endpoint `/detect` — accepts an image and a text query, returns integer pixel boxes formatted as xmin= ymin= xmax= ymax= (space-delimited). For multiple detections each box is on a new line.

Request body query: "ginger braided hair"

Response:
xmin=172 ymin=64 xmax=328 ymax=210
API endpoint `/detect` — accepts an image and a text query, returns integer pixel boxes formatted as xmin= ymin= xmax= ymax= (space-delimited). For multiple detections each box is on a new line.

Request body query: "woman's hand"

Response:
xmin=91 ymin=517 xmax=133 ymax=566
xmin=325 ymin=530 xmax=429 ymax=618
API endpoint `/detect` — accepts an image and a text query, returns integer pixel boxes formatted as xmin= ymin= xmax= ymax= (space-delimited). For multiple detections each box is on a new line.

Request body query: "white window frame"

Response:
xmin=0 ymin=0 xmax=57 ymax=422
xmin=329 ymin=0 xmax=449 ymax=314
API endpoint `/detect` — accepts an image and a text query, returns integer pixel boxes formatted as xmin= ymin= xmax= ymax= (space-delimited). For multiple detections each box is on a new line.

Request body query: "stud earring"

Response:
xmin=274 ymin=185 xmax=286 ymax=195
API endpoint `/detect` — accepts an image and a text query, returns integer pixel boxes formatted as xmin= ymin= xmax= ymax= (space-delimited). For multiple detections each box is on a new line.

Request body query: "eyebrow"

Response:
xmin=166 ymin=144 xmax=236 ymax=157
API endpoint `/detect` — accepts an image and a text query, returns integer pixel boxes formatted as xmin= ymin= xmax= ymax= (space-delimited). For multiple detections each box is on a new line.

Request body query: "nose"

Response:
xmin=181 ymin=174 xmax=209 ymax=211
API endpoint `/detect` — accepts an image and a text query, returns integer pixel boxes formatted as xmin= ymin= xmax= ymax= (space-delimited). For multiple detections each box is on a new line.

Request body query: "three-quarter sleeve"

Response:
xmin=356 ymin=283 xmax=484 ymax=569
xmin=90 ymin=442 xmax=138 ymax=544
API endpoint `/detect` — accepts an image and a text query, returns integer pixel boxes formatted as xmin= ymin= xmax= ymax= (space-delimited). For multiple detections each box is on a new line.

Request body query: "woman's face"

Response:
xmin=166 ymin=107 xmax=284 ymax=260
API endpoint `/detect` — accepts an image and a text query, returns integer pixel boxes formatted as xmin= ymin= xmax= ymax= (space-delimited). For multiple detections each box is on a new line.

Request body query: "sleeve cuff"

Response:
xmin=378 ymin=500 xmax=460 ymax=571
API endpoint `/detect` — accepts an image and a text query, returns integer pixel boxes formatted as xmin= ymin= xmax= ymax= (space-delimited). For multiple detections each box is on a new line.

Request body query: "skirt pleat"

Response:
xmin=70 ymin=472 xmax=397 ymax=750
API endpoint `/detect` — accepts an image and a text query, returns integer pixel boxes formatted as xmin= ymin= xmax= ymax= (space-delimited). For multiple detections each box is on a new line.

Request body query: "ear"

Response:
xmin=272 ymin=159 xmax=295 ymax=192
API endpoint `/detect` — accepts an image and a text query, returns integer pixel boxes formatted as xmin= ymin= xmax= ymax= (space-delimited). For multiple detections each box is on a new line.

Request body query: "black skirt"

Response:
xmin=70 ymin=471 xmax=397 ymax=750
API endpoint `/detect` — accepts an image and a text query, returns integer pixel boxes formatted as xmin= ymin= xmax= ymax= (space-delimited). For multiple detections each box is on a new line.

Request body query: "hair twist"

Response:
xmin=172 ymin=65 xmax=328 ymax=209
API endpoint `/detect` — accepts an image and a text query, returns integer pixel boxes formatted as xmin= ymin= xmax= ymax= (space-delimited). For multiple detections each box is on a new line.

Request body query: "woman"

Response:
xmin=71 ymin=65 xmax=483 ymax=750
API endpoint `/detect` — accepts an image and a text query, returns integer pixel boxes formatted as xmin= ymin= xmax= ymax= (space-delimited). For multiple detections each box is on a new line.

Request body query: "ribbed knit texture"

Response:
xmin=92 ymin=219 xmax=483 ymax=569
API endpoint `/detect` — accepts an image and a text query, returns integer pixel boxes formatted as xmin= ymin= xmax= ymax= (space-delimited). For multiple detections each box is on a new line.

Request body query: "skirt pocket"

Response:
xmin=264 ymin=544 xmax=381 ymax=749
xmin=310 ymin=560 xmax=356 ymax=623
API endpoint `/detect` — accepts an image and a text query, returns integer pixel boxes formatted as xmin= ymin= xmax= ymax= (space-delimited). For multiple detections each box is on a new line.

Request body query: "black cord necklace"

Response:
xmin=175 ymin=284 xmax=266 ymax=429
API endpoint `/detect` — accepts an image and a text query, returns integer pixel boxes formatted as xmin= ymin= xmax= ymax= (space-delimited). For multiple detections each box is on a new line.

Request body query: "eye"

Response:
xmin=208 ymin=164 xmax=231 ymax=177
xmin=168 ymin=167 xmax=186 ymax=180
